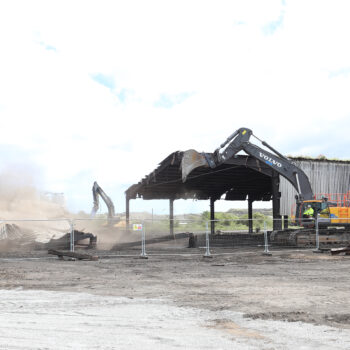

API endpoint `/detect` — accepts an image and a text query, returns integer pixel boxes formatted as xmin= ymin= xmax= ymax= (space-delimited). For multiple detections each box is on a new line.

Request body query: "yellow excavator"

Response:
xmin=181 ymin=127 xmax=350 ymax=246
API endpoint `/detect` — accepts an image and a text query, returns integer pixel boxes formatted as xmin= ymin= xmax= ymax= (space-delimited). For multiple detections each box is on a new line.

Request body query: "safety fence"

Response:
xmin=0 ymin=216 xmax=349 ymax=258
xmin=133 ymin=217 xmax=303 ymax=256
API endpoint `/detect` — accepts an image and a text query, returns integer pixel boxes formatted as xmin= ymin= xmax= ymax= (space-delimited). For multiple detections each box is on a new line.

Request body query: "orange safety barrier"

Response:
xmin=313 ymin=192 xmax=350 ymax=207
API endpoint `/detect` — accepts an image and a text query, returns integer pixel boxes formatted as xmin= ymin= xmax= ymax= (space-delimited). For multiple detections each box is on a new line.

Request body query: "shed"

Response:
xmin=125 ymin=151 xmax=283 ymax=234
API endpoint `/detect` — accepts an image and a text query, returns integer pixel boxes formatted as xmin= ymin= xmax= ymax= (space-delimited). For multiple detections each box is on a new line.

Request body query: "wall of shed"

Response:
xmin=280 ymin=160 xmax=350 ymax=216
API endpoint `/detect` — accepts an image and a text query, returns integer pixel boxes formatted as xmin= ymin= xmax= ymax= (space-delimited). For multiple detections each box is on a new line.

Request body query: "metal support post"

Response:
xmin=313 ymin=216 xmax=321 ymax=253
xmin=169 ymin=199 xmax=174 ymax=237
xmin=203 ymin=221 xmax=212 ymax=258
xmin=0 ymin=222 xmax=7 ymax=239
xmin=262 ymin=221 xmax=272 ymax=256
xmin=126 ymin=197 xmax=130 ymax=233
xmin=70 ymin=220 xmax=75 ymax=252
xmin=272 ymin=172 xmax=282 ymax=231
xmin=248 ymin=198 xmax=253 ymax=233
xmin=140 ymin=223 xmax=148 ymax=259
xmin=210 ymin=198 xmax=215 ymax=235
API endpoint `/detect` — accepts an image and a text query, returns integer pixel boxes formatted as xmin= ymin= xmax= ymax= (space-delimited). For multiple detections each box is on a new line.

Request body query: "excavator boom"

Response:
xmin=91 ymin=181 xmax=116 ymax=219
xmin=182 ymin=127 xmax=313 ymax=201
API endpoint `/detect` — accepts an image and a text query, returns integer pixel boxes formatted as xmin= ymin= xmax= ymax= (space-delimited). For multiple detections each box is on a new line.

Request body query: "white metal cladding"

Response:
xmin=279 ymin=159 xmax=350 ymax=216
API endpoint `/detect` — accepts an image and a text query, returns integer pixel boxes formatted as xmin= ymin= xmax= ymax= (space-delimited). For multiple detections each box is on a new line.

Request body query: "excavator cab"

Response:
xmin=294 ymin=199 xmax=347 ymax=227
xmin=294 ymin=201 xmax=318 ymax=227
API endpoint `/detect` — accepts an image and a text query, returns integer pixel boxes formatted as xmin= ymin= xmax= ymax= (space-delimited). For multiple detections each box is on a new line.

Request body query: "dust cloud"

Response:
xmin=0 ymin=166 xmax=67 ymax=220
xmin=0 ymin=165 xmax=140 ymax=248
xmin=0 ymin=166 xmax=68 ymax=220
xmin=0 ymin=165 xmax=70 ymax=244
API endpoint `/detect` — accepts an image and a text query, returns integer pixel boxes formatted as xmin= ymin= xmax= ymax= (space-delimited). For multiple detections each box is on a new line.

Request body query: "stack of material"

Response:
xmin=330 ymin=246 xmax=350 ymax=255
xmin=48 ymin=249 xmax=98 ymax=261
xmin=46 ymin=230 xmax=97 ymax=250
xmin=0 ymin=224 xmax=97 ymax=251
xmin=0 ymin=224 xmax=37 ymax=251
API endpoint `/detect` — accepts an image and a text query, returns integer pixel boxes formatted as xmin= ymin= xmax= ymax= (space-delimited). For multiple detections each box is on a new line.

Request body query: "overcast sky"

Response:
xmin=0 ymin=0 xmax=349 ymax=215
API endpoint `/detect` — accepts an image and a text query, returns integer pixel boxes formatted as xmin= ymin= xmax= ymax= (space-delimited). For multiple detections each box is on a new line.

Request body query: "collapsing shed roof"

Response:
xmin=125 ymin=151 xmax=275 ymax=202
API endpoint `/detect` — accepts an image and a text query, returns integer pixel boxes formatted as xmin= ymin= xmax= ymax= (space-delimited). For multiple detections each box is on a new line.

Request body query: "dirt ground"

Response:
xmin=0 ymin=244 xmax=350 ymax=348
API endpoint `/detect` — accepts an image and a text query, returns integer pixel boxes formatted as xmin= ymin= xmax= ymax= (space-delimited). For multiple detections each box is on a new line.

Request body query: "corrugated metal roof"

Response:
xmin=125 ymin=151 xmax=274 ymax=201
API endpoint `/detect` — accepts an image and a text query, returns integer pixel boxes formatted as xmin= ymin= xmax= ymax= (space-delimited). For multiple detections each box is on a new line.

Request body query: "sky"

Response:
xmin=0 ymin=0 xmax=349 ymax=215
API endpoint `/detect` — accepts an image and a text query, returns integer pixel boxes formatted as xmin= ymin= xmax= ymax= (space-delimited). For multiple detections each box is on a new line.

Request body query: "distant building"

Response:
xmin=42 ymin=192 xmax=65 ymax=207
xmin=280 ymin=157 xmax=350 ymax=216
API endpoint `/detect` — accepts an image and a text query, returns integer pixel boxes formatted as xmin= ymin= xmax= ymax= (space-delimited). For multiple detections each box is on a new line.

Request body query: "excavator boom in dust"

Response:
xmin=91 ymin=181 xmax=116 ymax=219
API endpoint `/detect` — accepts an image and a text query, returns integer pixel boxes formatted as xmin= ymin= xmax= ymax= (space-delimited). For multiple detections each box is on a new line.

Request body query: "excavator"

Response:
xmin=181 ymin=127 xmax=350 ymax=246
xmin=91 ymin=181 xmax=119 ymax=223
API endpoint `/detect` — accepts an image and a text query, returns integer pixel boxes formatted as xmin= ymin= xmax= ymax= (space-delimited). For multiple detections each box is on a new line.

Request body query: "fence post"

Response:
xmin=203 ymin=221 xmax=212 ymax=258
xmin=0 ymin=222 xmax=7 ymax=239
xmin=140 ymin=222 xmax=148 ymax=259
xmin=313 ymin=216 xmax=321 ymax=253
xmin=262 ymin=221 xmax=272 ymax=256
xmin=70 ymin=219 xmax=75 ymax=252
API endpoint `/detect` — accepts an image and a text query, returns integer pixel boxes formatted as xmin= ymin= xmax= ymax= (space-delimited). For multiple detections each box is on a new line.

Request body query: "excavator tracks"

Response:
xmin=270 ymin=228 xmax=350 ymax=248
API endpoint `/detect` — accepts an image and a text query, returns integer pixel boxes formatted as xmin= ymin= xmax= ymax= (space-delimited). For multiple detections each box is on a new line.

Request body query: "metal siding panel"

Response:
xmin=280 ymin=160 xmax=350 ymax=216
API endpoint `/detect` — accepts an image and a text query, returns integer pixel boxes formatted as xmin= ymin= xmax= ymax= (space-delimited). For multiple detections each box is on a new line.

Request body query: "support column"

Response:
xmin=169 ymin=198 xmax=174 ymax=237
xmin=272 ymin=172 xmax=282 ymax=230
xmin=126 ymin=196 xmax=130 ymax=232
xmin=283 ymin=215 xmax=289 ymax=229
xmin=210 ymin=197 xmax=215 ymax=235
xmin=248 ymin=197 xmax=253 ymax=233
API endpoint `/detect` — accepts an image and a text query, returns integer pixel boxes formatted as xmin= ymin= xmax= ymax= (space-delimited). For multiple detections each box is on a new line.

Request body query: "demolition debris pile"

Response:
xmin=0 ymin=167 xmax=69 ymax=251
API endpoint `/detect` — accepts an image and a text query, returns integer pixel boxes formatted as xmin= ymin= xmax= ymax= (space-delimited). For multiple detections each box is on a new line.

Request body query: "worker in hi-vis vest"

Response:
xmin=303 ymin=205 xmax=314 ymax=218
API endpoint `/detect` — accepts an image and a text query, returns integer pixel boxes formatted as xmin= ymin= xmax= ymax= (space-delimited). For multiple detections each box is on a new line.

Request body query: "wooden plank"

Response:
xmin=112 ymin=232 xmax=189 ymax=250
xmin=48 ymin=249 xmax=98 ymax=261
xmin=330 ymin=247 xmax=350 ymax=255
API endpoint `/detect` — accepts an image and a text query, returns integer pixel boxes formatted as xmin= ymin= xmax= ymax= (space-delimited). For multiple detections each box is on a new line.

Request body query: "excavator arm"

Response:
xmin=182 ymin=127 xmax=313 ymax=201
xmin=91 ymin=181 xmax=116 ymax=219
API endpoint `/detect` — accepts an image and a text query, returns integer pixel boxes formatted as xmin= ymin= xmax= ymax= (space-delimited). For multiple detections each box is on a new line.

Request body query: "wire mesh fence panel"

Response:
xmin=267 ymin=218 xmax=310 ymax=250
xmin=73 ymin=217 xmax=143 ymax=256
xmin=267 ymin=216 xmax=350 ymax=251
xmin=213 ymin=217 xmax=270 ymax=234
xmin=316 ymin=216 xmax=350 ymax=249
xmin=204 ymin=217 xmax=332 ymax=251
xmin=1 ymin=215 xmax=348 ymax=258
xmin=201 ymin=217 xmax=322 ymax=251
xmin=138 ymin=219 xmax=206 ymax=254
xmin=204 ymin=219 xmax=266 ymax=249
xmin=0 ymin=219 xmax=71 ymax=257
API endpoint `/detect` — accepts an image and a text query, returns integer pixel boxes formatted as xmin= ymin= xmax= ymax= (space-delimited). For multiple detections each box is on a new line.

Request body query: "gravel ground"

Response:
xmin=0 ymin=246 xmax=349 ymax=349
xmin=0 ymin=289 xmax=349 ymax=349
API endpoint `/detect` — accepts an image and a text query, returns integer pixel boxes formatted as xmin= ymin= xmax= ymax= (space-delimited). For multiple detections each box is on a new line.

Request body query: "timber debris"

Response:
xmin=48 ymin=249 xmax=98 ymax=261
xmin=330 ymin=246 xmax=350 ymax=255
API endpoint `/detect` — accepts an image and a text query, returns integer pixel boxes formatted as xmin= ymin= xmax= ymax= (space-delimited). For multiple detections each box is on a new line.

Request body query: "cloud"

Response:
xmin=154 ymin=92 xmax=194 ymax=109
xmin=0 ymin=0 xmax=349 ymax=214
xmin=328 ymin=67 xmax=350 ymax=79
xmin=262 ymin=0 xmax=286 ymax=35
xmin=91 ymin=73 xmax=115 ymax=90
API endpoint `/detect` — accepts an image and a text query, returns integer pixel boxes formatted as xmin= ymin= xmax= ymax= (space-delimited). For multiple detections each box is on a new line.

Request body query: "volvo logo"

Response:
xmin=259 ymin=152 xmax=282 ymax=167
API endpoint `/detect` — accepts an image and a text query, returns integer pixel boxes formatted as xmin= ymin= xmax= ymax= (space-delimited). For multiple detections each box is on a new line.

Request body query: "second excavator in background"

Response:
xmin=91 ymin=181 xmax=118 ymax=222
